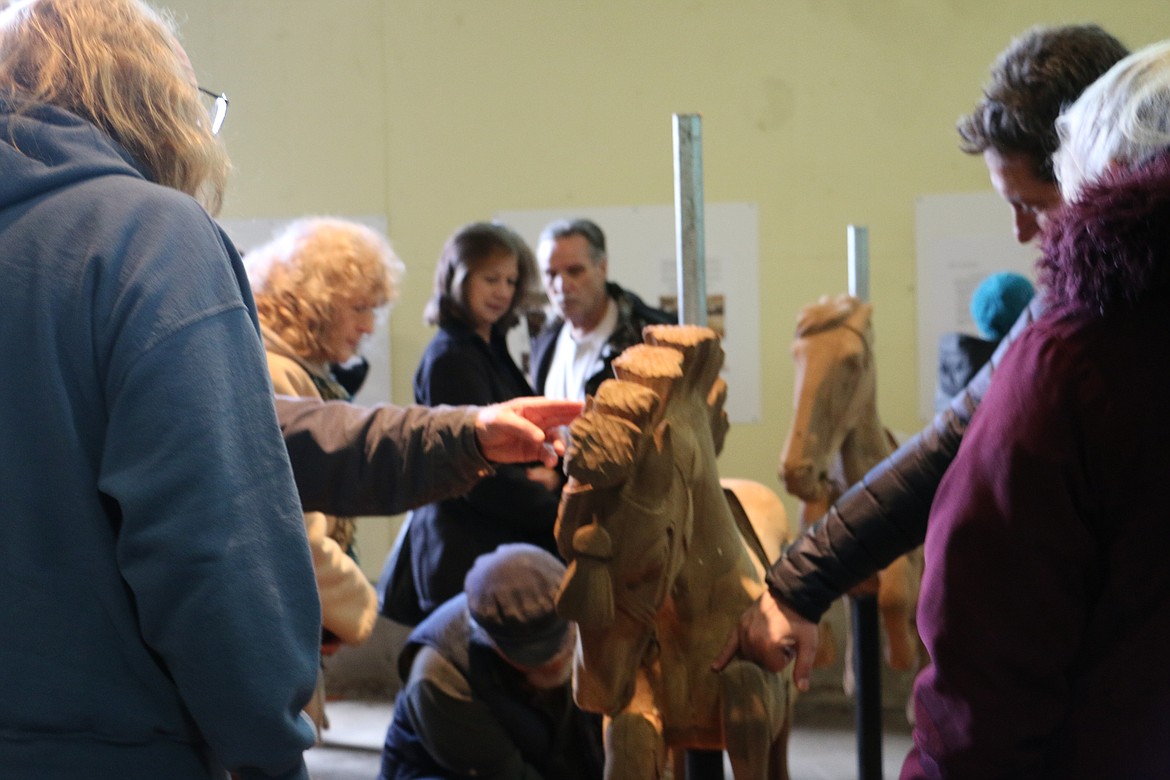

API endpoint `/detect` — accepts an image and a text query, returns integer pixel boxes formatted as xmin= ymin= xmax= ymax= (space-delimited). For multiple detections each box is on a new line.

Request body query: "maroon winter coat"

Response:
xmin=903 ymin=152 xmax=1170 ymax=779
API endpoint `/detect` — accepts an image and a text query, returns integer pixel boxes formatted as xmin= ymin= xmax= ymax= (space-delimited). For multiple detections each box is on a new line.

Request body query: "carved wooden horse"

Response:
xmin=778 ymin=294 xmax=921 ymax=677
xmin=556 ymin=324 xmax=792 ymax=780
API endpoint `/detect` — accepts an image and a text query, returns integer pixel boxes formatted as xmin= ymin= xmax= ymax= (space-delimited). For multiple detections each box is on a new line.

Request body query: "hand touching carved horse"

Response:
xmin=779 ymin=294 xmax=921 ymax=677
xmin=556 ymin=324 xmax=792 ymax=780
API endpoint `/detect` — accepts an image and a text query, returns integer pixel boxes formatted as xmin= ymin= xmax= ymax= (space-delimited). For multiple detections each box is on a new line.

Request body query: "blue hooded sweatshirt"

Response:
xmin=0 ymin=98 xmax=320 ymax=778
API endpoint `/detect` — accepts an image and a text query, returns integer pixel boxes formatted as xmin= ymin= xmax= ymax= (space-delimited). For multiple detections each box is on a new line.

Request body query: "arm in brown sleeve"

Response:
xmin=275 ymin=396 xmax=493 ymax=517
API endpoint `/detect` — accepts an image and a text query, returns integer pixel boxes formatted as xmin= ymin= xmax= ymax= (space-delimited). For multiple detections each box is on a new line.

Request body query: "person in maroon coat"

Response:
xmin=716 ymin=23 xmax=1131 ymax=692
xmin=903 ymin=39 xmax=1170 ymax=778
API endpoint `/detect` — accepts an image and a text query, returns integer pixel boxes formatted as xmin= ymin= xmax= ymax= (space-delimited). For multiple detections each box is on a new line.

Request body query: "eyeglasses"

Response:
xmin=198 ymin=86 xmax=229 ymax=135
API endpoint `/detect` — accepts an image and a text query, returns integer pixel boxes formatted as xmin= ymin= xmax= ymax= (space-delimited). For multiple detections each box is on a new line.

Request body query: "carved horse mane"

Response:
xmin=793 ymin=293 xmax=866 ymax=339
xmin=556 ymin=325 xmax=791 ymax=780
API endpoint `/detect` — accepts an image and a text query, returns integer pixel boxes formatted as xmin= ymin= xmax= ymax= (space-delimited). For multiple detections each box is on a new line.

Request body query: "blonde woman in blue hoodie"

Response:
xmin=0 ymin=0 xmax=321 ymax=777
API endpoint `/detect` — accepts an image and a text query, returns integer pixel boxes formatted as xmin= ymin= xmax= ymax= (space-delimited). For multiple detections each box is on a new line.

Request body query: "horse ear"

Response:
xmin=849 ymin=299 xmax=874 ymax=331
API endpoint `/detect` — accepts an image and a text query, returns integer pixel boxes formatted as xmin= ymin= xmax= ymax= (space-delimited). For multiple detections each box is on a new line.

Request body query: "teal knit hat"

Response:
xmin=970 ymin=272 xmax=1035 ymax=341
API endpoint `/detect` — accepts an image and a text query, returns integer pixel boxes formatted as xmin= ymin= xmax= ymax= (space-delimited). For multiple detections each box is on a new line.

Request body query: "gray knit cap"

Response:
xmin=465 ymin=543 xmax=569 ymax=667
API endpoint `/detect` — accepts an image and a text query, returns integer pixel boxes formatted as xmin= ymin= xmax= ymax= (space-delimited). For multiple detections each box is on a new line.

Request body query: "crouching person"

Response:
xmin=379 ymin=543 xmax=603 ymax=779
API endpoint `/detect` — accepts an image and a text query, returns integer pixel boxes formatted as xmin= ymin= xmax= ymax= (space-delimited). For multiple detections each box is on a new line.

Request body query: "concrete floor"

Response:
xmin=309 ymin=604 xmax=917 ymax=779
xmin=305 ymin=687 xmax=914 ymax=780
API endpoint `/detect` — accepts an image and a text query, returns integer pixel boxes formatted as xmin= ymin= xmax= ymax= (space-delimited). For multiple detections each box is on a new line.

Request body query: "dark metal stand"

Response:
xmin=852 ymin=593 xmax=884 ymax=779
xmin=685 ymin=749 xmax=724 ymax=779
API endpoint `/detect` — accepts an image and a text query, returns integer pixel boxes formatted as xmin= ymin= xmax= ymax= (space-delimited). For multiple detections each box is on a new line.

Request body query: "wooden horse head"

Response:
xmin=555 ymin=325 xmax=792 ymax=780
xmin=779 ymin=293 xmax=889 ymax=513
xmin=555 ymin=369 xmax=691 ymax=716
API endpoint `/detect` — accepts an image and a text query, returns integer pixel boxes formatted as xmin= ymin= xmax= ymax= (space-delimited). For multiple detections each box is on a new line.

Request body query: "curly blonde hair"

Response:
xmin=0 ymin=0 xmax=230 ymax=214
xmin=247 ymin=217 xmax=405 ymax=364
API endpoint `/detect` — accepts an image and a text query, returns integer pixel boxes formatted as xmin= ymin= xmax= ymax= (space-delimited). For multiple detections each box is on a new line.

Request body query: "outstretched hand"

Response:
xmin=475 ymin=397 xmax=583 ymax=467
xmin=711 ymin=590 xmax=819 ymax=692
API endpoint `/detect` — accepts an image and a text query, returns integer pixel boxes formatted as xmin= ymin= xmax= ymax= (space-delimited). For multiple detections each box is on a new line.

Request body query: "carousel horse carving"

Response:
xmin=779 ymin=294 xmax=921 ymax=678
xmin=555 ymin=324 xmax=793 ymax=780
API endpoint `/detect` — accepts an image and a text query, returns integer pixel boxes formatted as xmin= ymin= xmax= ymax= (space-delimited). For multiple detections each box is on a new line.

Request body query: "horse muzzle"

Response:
xmin=780 ymin=461 xmax=830 ymax=503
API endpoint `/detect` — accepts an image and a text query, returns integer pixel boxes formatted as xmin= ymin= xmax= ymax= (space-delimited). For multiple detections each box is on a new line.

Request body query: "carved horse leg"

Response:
xmin=719 ymin=659 xmax=793 ymax=780
xmin=605 ymin=672 xmax=668 ymax=780
xmin=606 ymin=712 xmax=666 ymax=780
xmin=877 ymin=552 xmax=921 ymax=671
xmin=797 ymin=492 xmax=840 ymax=671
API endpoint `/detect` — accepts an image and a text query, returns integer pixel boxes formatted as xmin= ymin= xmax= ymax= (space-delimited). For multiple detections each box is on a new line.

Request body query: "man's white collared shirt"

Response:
xmin=542 ymin=299 xmax=618 ymax=402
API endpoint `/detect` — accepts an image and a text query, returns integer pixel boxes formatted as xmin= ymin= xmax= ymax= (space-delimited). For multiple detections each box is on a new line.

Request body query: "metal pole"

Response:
xmin=674 ymin=112 xmax=720 ymax=780
xmin=847 ymin=224 xmax=870 ymax=301
xmin=673 ymin=113 xmax=707 ymax=327
xmin=853 ymin=591 xmax=884 ymax=779
xmin=847 ymin=223 xmax=883 ymax=780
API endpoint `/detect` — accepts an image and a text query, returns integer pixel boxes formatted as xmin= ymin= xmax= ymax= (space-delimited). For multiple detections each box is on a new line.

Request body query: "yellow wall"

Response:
xmin=167 ymin=1 xmax=1165 ymax=567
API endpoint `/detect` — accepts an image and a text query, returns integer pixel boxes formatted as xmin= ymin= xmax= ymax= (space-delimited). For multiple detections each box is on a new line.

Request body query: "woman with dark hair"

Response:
xmin=380 ymin=222 xmax=560 ymax=624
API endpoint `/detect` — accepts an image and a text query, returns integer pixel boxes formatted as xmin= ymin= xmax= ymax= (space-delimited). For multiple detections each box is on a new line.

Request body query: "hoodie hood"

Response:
xmin=0 ymin=96 xmax=148 ymax=211
xmin=1038 ymin=150 xmax=1170 ymax=316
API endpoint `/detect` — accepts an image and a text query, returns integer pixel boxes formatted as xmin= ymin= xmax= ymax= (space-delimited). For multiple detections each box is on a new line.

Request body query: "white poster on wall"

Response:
xmin=915 ymin=192 xmax=1038 ymax=423
xmin=218 ymin=215 xmax=394 ymax=406
xmin=496 ymin=203 xmax=761 ymax=423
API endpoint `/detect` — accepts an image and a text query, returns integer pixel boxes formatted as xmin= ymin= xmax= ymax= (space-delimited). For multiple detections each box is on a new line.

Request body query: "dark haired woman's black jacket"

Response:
xmin=381 ymin=321 xmax=560 ymax=623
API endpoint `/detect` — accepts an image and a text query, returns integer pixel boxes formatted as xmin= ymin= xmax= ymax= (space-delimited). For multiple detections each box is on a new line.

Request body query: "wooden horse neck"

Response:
xmin=832 ymin=315 xmax=890 ymax=485
xmin=839 ymin=413 xmax=894 ymax=486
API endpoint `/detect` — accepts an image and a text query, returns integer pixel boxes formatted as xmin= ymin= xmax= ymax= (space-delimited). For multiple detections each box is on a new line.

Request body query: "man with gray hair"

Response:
xmin=530 ymin=218 xmax=672 ymax=402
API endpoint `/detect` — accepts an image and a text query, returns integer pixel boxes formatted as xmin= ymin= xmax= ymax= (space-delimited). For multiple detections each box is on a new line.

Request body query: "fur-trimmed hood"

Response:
xmin=1038 ymin=150 xmax=1170 ymax=316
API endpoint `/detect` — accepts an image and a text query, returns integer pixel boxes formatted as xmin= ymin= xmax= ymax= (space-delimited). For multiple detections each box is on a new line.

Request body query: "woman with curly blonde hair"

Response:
xmin=248 ymin=216 xmax=404 ymax=402
xmin=247 ymin=216 xmax=404 ymax=732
